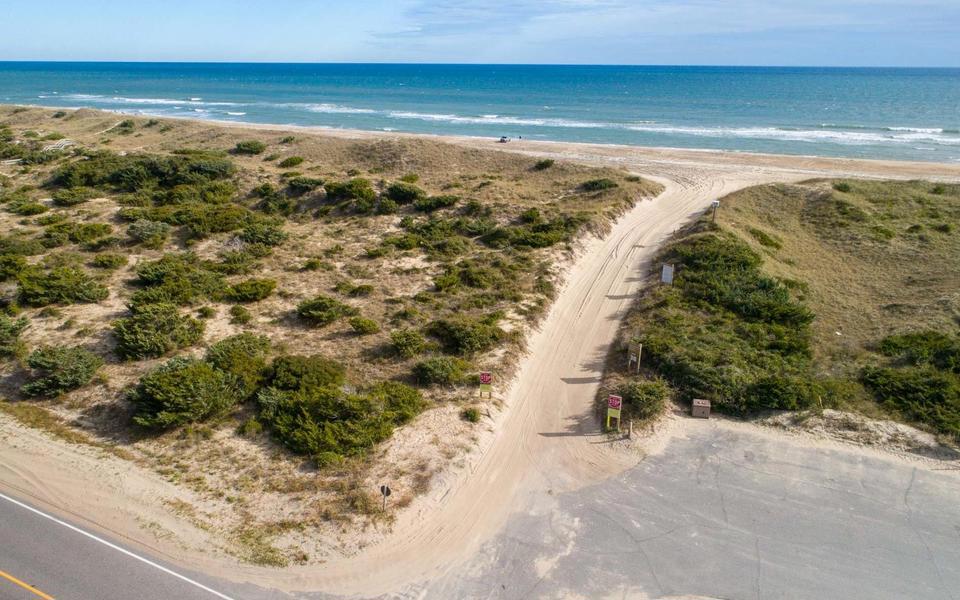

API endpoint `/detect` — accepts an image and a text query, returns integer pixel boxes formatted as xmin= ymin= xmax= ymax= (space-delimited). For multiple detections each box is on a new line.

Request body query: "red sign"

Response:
xmin=479 ymin=372 xmax=492 ymax=385
xmin=608 ymin=395 xmax=622 ymax=410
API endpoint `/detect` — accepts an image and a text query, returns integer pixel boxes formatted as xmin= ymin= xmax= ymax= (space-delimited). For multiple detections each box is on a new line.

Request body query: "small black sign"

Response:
xmin=380 ymin=485 xmax=391 ymax=497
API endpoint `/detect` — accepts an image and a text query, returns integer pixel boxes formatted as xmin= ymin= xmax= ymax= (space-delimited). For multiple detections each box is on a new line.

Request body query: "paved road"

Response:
xmin=0 ymin=490 xmax=287 ymax=600
xmin=413 ymin=419 xmax=960 ymax=600
xmin=4 ymin=419 xmax=960 ymax=600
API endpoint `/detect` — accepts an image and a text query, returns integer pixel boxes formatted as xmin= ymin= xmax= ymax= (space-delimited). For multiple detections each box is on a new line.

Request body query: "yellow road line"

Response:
xmin=0 ymin=568 xmax=55 ymax=600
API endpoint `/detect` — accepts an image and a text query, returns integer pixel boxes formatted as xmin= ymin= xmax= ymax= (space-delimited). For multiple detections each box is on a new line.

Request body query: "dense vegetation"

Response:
xmin=619 ymin=180 xmax=960 ymax=440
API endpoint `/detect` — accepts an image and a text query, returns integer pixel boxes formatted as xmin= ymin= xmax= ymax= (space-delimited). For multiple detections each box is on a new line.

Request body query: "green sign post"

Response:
xmin=479 ymin=371 xmax=492 ymax=398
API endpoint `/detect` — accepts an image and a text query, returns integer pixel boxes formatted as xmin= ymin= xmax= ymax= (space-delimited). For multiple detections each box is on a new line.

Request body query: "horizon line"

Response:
xmin=1 ymin=60 xmax=958 ymax=70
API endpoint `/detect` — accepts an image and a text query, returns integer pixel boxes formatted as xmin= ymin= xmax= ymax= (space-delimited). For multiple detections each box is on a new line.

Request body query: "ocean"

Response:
xmin=2 ymin=62 xmax=959 ymax=163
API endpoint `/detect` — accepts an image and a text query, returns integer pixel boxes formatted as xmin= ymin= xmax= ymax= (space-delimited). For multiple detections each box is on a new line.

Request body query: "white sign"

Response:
xmin=661 ymin=264 xmax=674 ymax=285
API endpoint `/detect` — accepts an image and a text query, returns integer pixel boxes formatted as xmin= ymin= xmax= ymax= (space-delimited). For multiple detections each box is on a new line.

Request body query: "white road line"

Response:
xmin=0 ymin=491 xmax=238 ymax=600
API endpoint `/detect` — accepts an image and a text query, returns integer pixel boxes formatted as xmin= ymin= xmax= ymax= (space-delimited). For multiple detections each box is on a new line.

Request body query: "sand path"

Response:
xmin=2 ymin=131 xmax=959 ymax=596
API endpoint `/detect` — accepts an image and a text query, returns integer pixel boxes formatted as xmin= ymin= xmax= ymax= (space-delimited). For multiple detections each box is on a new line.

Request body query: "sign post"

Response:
xmin=627 ymin=340 xmax=642 ymax=373
xmin=606 ymin=394 xmax=622 ymax=431
xmin=479 ymin=372 xmax=492 ymax=398
xmin=380 ymin=484 xmax=391 ymax=511
xmin=711 ymin=199 xmax=721 ymax=223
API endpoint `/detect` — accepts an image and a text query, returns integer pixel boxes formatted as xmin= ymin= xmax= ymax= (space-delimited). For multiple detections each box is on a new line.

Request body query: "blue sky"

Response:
xmin=1 ymin=0 xmax=958 ymax=66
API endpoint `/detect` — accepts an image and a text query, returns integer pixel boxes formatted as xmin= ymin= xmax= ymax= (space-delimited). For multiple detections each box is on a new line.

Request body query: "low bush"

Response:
xmin=532 ymin=159 xmax=555 ymax=171
xmin=617 ymin=379 xmax=669 ymax=421
xmin=427 ymin=316 xmax=505 ymax=356
xmin=413 ymin=356 xmax=468 ymax=385
xmin=0 ymin=254 xmax=27 ymax=281
xmin=239 ymin=222 xmax=287 ymax=247
xmin=257 ymin=378 xmax=423 ymax=466
xmin=296 ymin=295 xmax=358 ymax=326
xmin=278 ymin=156 xmax=304 ymax=168
xmin=52 ymin=186 xmax=98 ymax=207
xmin=413 ymin=195 xmax=459 ymax=213
xmin=229 ymin=305 xmax=252 ymax=324
xmin=112 ymin=303 xmax=205 ymax=360
xmin=21 ymin=346 xmax=103 ymax=397
xmin=233 ymin=140 xmax=267 ymax=155
xmin=129 ymin=357 xmax=239 ymax=429
xmin=878 ymin=331 xmax=959 ymax=373
xmin=269 ymin=354 xmax=346 ymax=391
xmin=206 ymin=333 xmax=271 ymax=399
xmin=0 ymin=314 xmax=28 ymax=358
xmin=833 ymin=182 xmax=852 ymax=193
xmin=461 ymin=407 xmax=481 ymax=422
xmin=581 ymin=178 xmax=618 ymax=192
xmin=131 ymin=253 xmax=225 ymax=307
xmin=286 ymin=176 xmax=324 ymax=195
xmin=226 ymin=278 xmax=276 ymax=302
xmin=390 ymin=329 xmax=426 ymax=358
xmin=861 ymin=366 xmax=960 ymax=439
xmin=8 ymin=201 xmax=47 ymax=216
xmin=91 ymin=253 xmax=127 ymax=270
xmin=18 ymin=266 xmax=109 ymax=306
xmin=127 ymin=219 xmax=172 ymax=249
xmin=325 ymin=178 xmax=375 ymax=204
xmin=349 ymin=316 xmax=380 ymax=335
xmin=385 ymin=182 xmax=427 ymax=205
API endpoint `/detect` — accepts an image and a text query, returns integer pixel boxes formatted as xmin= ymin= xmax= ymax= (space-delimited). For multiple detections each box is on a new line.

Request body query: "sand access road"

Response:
xmin=2 ymin=134 xmax=960 ymax=600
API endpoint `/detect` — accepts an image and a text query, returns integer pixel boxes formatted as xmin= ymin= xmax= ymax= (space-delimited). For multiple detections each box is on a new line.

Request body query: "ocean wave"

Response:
xmin=300 ymin=103 xmax=377 ymax=115
xmin=385 ymin=110 xmax=612 ymax=129
xmin=62 ymin=93 xmax=240 ymax=107
xmin=225 ymin=112 xmax=247 ymax=116
xmin=625 ymin=124 xmax=960 ymax=146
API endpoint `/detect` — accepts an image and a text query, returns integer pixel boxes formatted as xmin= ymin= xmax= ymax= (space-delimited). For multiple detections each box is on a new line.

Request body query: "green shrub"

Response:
xmin=0 ymin=254 xmax=27 ymax=281
xmin=257 ymin=379 xmax=422 ymax=465
xmin=269 ymin=354 xmax=346 ymax=391
xmin=349 ymin=316 xmax=380 ymax=335
xmin=44 ymin=222 xmax=113 ymax=245
xmin=427 ymin=316 xmax=505 ymax=356
xmin=532 ymin=159 xmax=555 ymax=171
xmin=413 ymin=356 xmax=468 ymax=385
xmin=197 ymin=306 xmax=216 ymax=319
xmin=461 ymin=407 xmax=481 ymax=422
xmin=286 ymin=176 xmax=324 ymax=195
xmin=581 ymin=178 xmax=618 ymax=192
xmin=8 ymin=201 xmax=47 ymax=216
xmin=206 ymin=333 xmax=271 ymax=399
xmin=296 ymin=295 xmax=358 ymax=326
xmin=229 ymin=305 xmax=252 ymax=324
xmin=239 ymin=222 xmax=287 ymax=247
xmin=879 ymin=331 xmax=960 ymax=372
xmin=226 ymin=278 xmax=276 ymax=302
xmin=129 ymin=357 xmax=240 ymax=429
xmin=385 ymin=182 xmax=427 ymax=205
xmin=400 ymin=173 xmax=419 ymax=183
xmin=278 ymin=156 xmax=304 ymax=168
xmin=112 ymin=303 xmax=205 ymax=359
xmin=131 ymin=253 xmax=225 ymax=306
xmin=861 ymin=366 xmax=960 ymax=439
xmin=21 ymin=346 xmax=103 ymax=397
xmin=334 ymin=281 xmax=373 ymax=297
xmin=376 ymin=198 xmax=398 ymax=215
xmin=127 ymin=219 xmax=172 ymax=249
xmin=833 ymin=182 xmax=852 ymax=193
xmin=413 ymin=195 xmax=459 ymax=213
xmin=325 ymin=178 xmax=375 ymax=203
xmin=52 ymin=186 xmax=98 ymax=206
xmin=390 ymin=329 xmax=426 ymax=358
xmin=234 ymin=140 xmax=267 ymax=155
xmin=0 ymin=314 xmax=28 ymax=358
xmin=18 ymin=266 xmax=109 ymax=306
xmin=617 ymin=379 xmax=669 ymax=421
xmin=53 ymin=150 xmax=235 ymax=191
xmin=91 ymin=253 xmax=127 ymax=270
